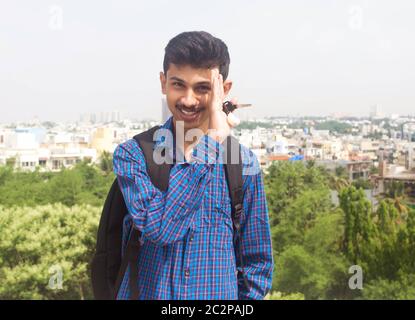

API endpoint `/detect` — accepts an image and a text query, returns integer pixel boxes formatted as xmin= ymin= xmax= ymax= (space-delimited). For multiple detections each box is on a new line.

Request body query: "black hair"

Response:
xmin=163 ymin=31 xmax=231 ymax=80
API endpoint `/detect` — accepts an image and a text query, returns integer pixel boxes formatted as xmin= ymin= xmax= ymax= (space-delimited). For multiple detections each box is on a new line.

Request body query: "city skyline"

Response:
xmin=2 ymin=103 xmax=415 ymax=126
xmin=1 ymin=0 xmax=415 ymax=123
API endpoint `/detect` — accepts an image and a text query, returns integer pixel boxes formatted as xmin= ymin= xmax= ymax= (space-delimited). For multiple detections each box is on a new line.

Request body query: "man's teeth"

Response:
xmin=179 ymin=107 xmax=198 ymax=115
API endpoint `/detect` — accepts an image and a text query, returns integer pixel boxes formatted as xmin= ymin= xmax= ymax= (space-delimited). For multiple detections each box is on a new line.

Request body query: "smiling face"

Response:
xmin=160 ymin=63 xmax=232 ymax=132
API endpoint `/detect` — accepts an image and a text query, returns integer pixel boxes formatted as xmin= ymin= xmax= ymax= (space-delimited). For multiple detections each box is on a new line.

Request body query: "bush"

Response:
xmin=265 ymin=291 xmax=305 ymax=300
xmin=0 ymin=204 xmax=100 ymax=299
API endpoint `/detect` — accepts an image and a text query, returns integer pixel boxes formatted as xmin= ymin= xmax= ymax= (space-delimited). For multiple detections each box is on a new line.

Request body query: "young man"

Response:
xmin=113 ymin=31 xmax=273 ymax=300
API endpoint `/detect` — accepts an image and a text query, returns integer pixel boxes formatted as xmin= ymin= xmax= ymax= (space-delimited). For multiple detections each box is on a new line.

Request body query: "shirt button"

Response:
xmin=184 ymin=269 xmax=190 ymax=277
xmin=189 ymin=235 xmax=194 ymax=242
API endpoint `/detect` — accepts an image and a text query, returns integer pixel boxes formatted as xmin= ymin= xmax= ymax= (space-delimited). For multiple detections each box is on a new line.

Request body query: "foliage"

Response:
xmin=284 ymin=120 xmax=353 ymax=134
xmin=265 ymin=291 xmax=305 ymax=300
xmin=334 ymin=166 xmax=348 ymax=179
xmin=0 ymin=204 xmax=100 ymax=299
xmin=314 ymin=121 xmax=353 ymax=135
xmin=236 ymin=121 xmax=274 ymax=130
xmin=384 ymin=180 xmax=405 ymax=198
xmin=352 ymin=178 xmax=373 ymax=190
xmin=361 ymin=274 xmax=415 ymax=300
xmin=98 ymin=151 xmax=114 ymax=176
xmin=0 ymin=161 xmax=114 ymax=208
xmin=266 ymin=161 xmax=415 ymax=300
xmin=1 ymin=157 xmax=414 ymax=300
xmin=264 ymin=161 xmax=330 ymax=228
xmin=266 ymin=162 xmax=350 ymax=299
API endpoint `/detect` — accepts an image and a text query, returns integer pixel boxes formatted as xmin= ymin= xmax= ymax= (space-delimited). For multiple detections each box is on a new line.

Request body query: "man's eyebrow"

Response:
xmin=169 ymin=76 xmax=185 ymax=83
xmin=169 ymin=76 xmax=211 ymax=86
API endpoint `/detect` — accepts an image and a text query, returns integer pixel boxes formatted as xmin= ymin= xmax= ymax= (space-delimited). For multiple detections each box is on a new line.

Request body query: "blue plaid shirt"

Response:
xmin=113 ymin=117 xmax=273 ymax=300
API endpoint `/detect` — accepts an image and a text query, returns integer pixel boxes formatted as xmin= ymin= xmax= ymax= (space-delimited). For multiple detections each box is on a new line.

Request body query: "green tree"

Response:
xmin=0 ymin=161 xmax=114 ymax=208
xmin=362 ymin=274 xmax=415 ymax=300
xmin=271 ymin=188 xmax=332 ymax=253
xmin=266 ymin=161 xmax=352 ymax=299
xmin=98 ymin=151 xmax=113 ymax=176
xmin=352 ymin=178 xmax=373 ymax=190
xmin=339 ymin=186 xmax=375 ymax=268
xmin=335 ymin=166 xmax=348 ymax=179
xmin=264 ymin=161 xmax=329 ymax=227
xmin=274 ymin=211 xmax=350 ymax=299
xmin=5 ymin=157 xmax=16 ymax=168
xmin=0 ymin=204 xmax=100 ymax=299
xmin=314 ymin=121 xmax=353 ymax=135
xmin=47 ymin=169 xmax=84 ymax=207
xmin=265 ymin=291 xmax=305 ymax=300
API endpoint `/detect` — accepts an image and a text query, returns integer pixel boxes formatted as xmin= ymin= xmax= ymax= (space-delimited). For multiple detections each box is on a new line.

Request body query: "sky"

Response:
xmin=1 ymin=0 xmax=415 ymax=123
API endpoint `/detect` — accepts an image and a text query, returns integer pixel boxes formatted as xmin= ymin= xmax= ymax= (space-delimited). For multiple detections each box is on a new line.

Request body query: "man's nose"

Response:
xmin=180 ymin=90 xmax=198 ymax=107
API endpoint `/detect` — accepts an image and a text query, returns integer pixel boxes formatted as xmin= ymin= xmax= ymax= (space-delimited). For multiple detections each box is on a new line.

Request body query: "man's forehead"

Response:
xmin=167 ymin=64 xmax=218 ymax=83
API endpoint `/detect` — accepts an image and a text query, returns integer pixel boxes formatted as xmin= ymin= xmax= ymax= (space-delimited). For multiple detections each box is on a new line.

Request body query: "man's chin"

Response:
xmin=183 ymin=120 xmax=202 ymax=131
xmin=173 ymin=114 xmax=207 ymax=130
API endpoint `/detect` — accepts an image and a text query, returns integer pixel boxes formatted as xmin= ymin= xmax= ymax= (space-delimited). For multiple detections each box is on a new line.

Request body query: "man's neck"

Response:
xmin=171 ymin=118 xmax=209 ymax=157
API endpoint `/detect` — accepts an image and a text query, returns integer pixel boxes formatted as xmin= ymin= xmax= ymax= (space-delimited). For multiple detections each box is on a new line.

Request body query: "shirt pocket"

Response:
xmin=202 ymin=196 xmax=234 ymax=250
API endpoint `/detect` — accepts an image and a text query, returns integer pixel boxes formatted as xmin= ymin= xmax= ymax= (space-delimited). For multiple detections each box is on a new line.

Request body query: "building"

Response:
xmin=317 ymin=159 xmax=372 ymax=181
xmin=90 ymin=127 xmax=117 ymax=155
xmin=405 ymin=143 xmax=415 ymax=171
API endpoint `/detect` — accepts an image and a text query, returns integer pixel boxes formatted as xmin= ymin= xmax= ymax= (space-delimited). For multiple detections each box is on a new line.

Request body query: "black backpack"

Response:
xmin=90 ymin=126 xmax=249 ymax=300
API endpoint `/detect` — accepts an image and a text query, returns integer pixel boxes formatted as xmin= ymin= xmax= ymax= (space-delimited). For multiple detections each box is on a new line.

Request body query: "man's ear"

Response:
xmin=223 ymin=79 xmax=233 ymax=97
xmin=160 ymin=72 xmax=167 ymax=95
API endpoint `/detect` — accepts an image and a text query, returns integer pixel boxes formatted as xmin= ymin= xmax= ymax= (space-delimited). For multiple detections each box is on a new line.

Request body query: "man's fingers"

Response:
xmin=230 ymin=97 xmax=238 ymax=105
xmin=218 ymin=74 xmax=224 ymax=101
xmin=209 ymin=69 xmax=225 ymax=112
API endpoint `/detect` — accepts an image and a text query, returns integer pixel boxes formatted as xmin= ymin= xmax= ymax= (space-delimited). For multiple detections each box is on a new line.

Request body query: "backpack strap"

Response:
xmin=134 ymin=126 xmax=173 ymax=192
xmin=223 ymin=135 xmax=250 ymax=292
xmin=112 ymin=225 xmax=141 ymax=299
xmin=113 ymin=126 xmax=172 ymax=300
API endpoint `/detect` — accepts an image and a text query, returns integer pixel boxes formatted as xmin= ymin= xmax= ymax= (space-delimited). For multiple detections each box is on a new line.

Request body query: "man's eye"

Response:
xmin=197 ymin=86 xmax=210 ymax=92
xmin=172 ymin=82 xmax=183 ymax=88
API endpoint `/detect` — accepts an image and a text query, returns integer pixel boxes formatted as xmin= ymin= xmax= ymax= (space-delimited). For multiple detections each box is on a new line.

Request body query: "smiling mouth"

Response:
xmin=176 ymin=105 xmax=205 ymax=116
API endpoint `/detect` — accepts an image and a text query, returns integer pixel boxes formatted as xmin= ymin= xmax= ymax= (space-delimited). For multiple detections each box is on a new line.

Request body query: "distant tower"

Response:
xmin=91 ymin=113 xmax=97 ymax=124
xmin=162 ymin=97 xmax=172 ymax=123
xmin=370 ymin=104 xmax=383 ymax=119
xmin=406 ymin=143 xmax=415 ymax=171
xmin=111 ymin=109 xmax=121 ymax=122
xmin=378 ymin=149 xmax=386 ymax=177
